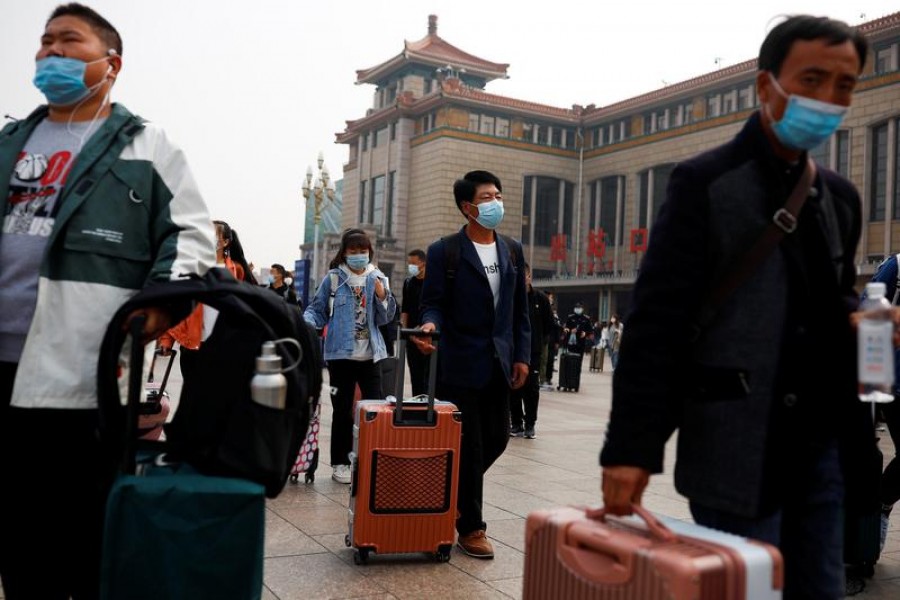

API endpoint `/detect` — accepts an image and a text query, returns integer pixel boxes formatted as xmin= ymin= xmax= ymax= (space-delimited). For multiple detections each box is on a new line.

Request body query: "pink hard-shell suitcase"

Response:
xmin=523 ymin=505 xmax=783 ymax=600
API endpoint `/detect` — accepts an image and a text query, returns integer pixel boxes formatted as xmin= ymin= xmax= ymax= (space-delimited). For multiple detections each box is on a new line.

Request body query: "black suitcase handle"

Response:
xmin=392 ymin=328 xmax=440 ymax=423
xmin=147 ymin=348 xmax=177 ymax=395
xmin=123 ymin=315 xmax=147 ymax=474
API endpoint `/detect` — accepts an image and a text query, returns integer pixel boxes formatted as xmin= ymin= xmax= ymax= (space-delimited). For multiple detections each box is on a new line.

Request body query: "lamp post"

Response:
xmin=302 ymin=151 xmax=336 ymax=290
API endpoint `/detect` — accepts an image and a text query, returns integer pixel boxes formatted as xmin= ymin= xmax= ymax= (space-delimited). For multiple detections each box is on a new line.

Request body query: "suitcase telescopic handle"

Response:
xmin=393 ymin=328 xmax=440 ymax=423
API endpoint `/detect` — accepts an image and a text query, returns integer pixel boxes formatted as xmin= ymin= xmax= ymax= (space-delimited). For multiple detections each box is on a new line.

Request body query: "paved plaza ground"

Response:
xmin=2 ymin=354 xmax=898 ymax=599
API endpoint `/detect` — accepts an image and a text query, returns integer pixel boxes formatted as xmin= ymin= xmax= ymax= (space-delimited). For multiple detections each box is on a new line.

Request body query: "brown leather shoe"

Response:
xmin=457 ymin=530 xmax=494 ymax=559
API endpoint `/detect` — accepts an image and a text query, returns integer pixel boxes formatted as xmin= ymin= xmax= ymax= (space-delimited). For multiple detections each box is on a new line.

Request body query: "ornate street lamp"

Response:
xmin=302 ymin=151 xmax=336 ymax=289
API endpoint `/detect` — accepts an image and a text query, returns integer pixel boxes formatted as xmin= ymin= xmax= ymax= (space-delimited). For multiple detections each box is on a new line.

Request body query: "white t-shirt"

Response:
xmin=338 ymin=264 xmax=374 ymax=361
xmin=472 ymin=241 xmax=501 ymax=308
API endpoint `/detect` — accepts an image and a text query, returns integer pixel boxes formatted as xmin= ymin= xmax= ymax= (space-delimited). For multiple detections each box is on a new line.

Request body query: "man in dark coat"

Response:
xmin=417 ymin=170 xmax=530 ymax=560
xmin=600 ymin=15 xmax=874 ymax=599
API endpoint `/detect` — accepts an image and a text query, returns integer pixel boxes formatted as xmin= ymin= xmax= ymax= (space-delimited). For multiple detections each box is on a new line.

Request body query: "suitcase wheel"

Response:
xmin=436 ymin=544 xmax=452 ymax=562
xmin=305 ymin=472 xmax=314 ymax=484
xmin=289 ymin=473 xmax=299 ymax=483
xmin=344 ymin=534 xmax=351 ymax=547
xmin=353 ymin=548 xmax=370 ymax=565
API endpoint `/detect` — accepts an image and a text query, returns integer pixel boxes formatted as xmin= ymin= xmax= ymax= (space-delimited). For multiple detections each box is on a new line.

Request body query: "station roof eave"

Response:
xmin=355 ymin=16 xmax=509 ymax=85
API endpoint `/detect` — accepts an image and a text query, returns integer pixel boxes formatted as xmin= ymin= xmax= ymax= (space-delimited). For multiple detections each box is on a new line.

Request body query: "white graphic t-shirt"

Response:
xmin=339 ymin=264 xmax=374 ymax=361
xmin=0 ymin=119 xmax=99 ymax=362
xmin=472 ymin=240 xmax=501 ymax=309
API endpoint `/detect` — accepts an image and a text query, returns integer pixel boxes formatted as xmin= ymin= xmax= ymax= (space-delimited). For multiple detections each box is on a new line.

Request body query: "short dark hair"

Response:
xmin=408 ymin=249 xmax=426 ymax=262
xmin=453 ymin=170 xmax=502 ymax=215
xmin=271 ymin=263 xmax=287 ymax=277
xmin=330 ymin=228 xmax=375 ymax=269
xmin=48 ymin=3 xmax=123 ymax=55
xmin=758 ymin=15 xmax=868 ymax=76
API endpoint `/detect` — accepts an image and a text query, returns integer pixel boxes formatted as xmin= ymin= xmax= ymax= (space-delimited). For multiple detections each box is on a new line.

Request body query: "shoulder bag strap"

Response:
xmin=694 ymin=157 xmax=817 ymax=336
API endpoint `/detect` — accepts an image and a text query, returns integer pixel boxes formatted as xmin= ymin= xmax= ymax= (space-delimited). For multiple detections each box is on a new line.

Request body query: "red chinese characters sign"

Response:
xmin=550 ymin=234 xmax=567 ymax=261
xmin=586 ymin=228 xmax=607 ymax=260
xmin=630 ymin=228 xmax=648 ymax=253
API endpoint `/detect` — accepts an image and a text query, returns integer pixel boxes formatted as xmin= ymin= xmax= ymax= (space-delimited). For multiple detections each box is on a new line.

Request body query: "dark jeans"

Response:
xmin=405 ymin=342 xmax=430 ymax=397
xmin=439 ymin=360 xmax=510 ymax=536
xmin=882 ymin=398 xmax=900 ymax=508
xmin=509 ymin=367 xmax=540 ymax=429
xmin=690 ymin=443 xmax=844 ymax=600
xmin=327 ymin=359 xmax=381 ymax=466
xmin=0 ymin=404 xmax=106 ymax=600
xmin=544 ymin=344 xmax=557 ymax=384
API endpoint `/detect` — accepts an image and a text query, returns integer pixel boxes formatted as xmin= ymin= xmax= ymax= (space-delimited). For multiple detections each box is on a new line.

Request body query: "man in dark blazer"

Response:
xmin=417 ymin=170 xmax=530 ymax=559
xmin=600 ymin=16 xmax=874 ymax=598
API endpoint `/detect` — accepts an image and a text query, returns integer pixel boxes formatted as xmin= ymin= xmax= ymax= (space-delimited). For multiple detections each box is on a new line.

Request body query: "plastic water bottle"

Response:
xmin=858 ymin=282 xmax=895 ymax=404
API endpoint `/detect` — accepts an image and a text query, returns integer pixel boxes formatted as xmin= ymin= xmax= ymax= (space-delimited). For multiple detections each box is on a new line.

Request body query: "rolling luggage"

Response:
xmin=96 ymin=273 xmax=322 ymax=599
xmin=100 ymin=316 xmax=266 ymax=600
xmin=558 ymin=350 xmax=583 ymax=391
xmin=290 ymin=403 xmax=320 ymax=483
xmin=523 ymin=505 xmax=783 ymax=600
xmin=137 ymin=348 xmax=176 ymax=440
xmin=345 ymin=328 xmax=461 ymax=564
xmin=589 ymin=346 xmax=604 ymax=373
xmin=843 ymin=427 xmax=884 ymax=581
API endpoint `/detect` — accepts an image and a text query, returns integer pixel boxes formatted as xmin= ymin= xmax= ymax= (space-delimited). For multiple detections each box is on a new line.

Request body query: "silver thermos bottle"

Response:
xmin=251 ymin=341 xmax=287 ymax=409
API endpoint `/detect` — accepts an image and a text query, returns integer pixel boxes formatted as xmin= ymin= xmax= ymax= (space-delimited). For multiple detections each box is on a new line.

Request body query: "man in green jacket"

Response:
xmin=0 ymin=4 xmax=215 ymax=598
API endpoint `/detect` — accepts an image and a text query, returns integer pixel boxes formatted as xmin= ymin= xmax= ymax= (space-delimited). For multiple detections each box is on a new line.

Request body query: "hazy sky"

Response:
xmin=2 ymin=0 xmax=897 ymax=270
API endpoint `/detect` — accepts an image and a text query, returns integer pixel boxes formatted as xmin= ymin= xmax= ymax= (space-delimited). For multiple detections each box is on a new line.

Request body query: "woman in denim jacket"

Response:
xmin=304 ymin=229 xmax=396 ymax=483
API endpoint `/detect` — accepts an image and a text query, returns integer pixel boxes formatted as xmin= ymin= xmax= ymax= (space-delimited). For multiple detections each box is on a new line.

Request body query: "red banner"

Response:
xmin=586 ymin=228 xmax=607 ymax=259
xmin=550 ymin=234 xmax=567 ymax=261
xmin=629 ymin=228 xmax=648 ymax=253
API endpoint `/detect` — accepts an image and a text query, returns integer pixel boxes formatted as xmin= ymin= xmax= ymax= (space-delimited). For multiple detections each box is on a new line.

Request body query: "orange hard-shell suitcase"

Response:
xmin=345 ymin=328 xmax=461 ymax=564
xmin=523 ymin=505 xmax=783 ymax=600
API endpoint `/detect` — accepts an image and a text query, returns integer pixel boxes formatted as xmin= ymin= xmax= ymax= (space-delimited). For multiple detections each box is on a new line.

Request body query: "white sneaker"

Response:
xmin=332 ymin=464 xmax=351 ymax=484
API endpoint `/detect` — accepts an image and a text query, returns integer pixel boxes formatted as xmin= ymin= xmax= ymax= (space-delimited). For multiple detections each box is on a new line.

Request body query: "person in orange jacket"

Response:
xmin=157 ymin=220 xmax=256 ymax=353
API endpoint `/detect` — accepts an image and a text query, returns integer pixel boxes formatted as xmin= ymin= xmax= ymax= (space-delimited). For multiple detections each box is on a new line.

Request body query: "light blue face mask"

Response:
xmin=472 ymin=199 xmax=504 ymax=230
xmin=407 ymin=264 xmax=419 ymax=277
xmin=33 ymin=56 xmax=106 ymax=106
xmin=767 ymin=73 xmax=848 ymax=151
xmin=346 ymin=253 xmax=369 ymax=271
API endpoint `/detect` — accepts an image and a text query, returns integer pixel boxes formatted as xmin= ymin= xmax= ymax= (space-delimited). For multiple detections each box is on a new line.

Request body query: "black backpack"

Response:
xmin=97 ymin=269 xmax=322 ymax=498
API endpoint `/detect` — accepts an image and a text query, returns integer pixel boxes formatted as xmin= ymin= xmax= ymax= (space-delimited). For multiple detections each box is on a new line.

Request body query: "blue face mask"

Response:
xmin=407 ymin=264 xmax=419 ymax=277
xmin=346 ymin=253 xmax=369 ymax=271
xmin=33 ymin=56 xmax=106 ymax=106
xmin=767 ymin=74 xmax=847 ymax=151
xmin=472 ymin=199 xmax=504 ymax=230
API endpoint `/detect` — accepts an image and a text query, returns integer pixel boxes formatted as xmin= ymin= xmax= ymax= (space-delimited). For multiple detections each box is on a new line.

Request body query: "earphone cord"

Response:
xmin=67 ymin=70 xmax=115 ymax=150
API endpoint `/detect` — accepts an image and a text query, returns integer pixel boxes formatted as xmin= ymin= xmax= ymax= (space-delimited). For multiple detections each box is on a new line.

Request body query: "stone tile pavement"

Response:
xmin=2 ymin=354 xmax=898 ymax=599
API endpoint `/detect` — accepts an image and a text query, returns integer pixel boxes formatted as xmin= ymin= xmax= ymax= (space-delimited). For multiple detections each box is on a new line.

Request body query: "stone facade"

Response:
xmin=335 ymin=13 xmax=900 ymax=318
